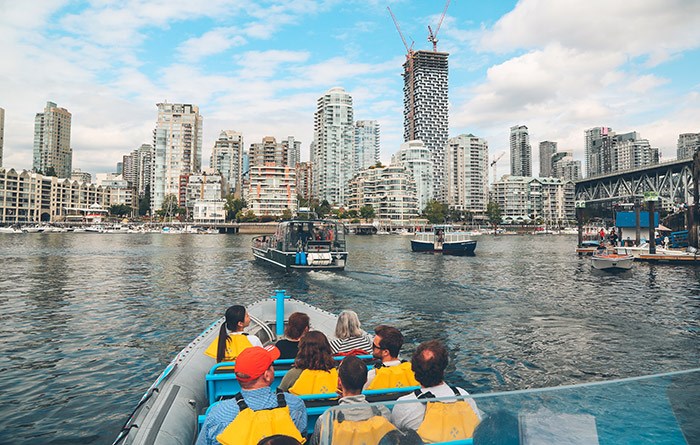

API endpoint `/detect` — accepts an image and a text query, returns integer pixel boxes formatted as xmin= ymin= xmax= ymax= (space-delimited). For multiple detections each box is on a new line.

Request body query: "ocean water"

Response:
xmin=0 ymin=232 xmax=697 ymax=444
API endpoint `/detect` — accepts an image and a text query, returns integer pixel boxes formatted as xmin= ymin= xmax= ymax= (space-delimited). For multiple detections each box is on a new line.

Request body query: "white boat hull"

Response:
xmin=591 ymin=254 xmax=634 ymax=270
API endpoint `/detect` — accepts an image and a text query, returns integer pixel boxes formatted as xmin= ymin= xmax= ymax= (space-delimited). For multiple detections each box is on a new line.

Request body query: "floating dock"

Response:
xmin=637 ymin=253 xmax=700 ymax=263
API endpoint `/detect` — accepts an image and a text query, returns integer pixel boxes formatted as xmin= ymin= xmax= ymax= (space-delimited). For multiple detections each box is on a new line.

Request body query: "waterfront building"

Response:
xmin=551 ymin=152 xmax=582 ymax=182
xmin=71 ymin=168 xmax=91 ymax=184
xmin=295 ymin=161 xmax=313 ymax=204
xmin=391 ymin=140 xmax=433 ymax=212
xmin=677 ymin=133 xmax=700 ymax=160
xmin=403 ymin=50 xmax=449 ymax=202
xmin=136 ymin=144 xmax=152 ymax=198
xmin=491 ymin=175 xmax=575 ymax=225
xmin=311 ymin=87 xmax=354 ymax=206
xmin=282 ymin=136 xmax=301 ymax=168
xmin=539 ymin=141 xmax=557 ymax=177
xmin=151 ymin=102 xmax=203 ymax=213
xmin=510 ymin=125 xmax=531 ymax=177
xmin=245 ymin=165 xmax=297 ymax=217
xmin=354 ymin=120 xmax=380 ymax=173
xmin=250 ymin=136 xmax=287 ymax=167
xmin=33 ymin=101 xmax=73 ymax=178
xmin=211 ymin=130 xmax=244 ymax=196
xmin=585 ymin=128 xmax=659 ymax=176
xmin=0 ymin=167 xmax=109 ymax=223
xmin=613 ymin=137 xmax=658 ymax=171
xmin=192 ymin=199 xmax=225 ymax=224
xmin=0 ymin=107 xmax=4 ymax=167
xmin=445 ymin=134 xmax=489 ymax=219
xmin=97 ymin=174 xmax=136 ymax=213
xmin=122 ymin=150 xmax=138 ymax=187
xmin=185 ymin=173 xmax=223 ymax=210
xmin=347 ymin=165 xmax=418 ymax=221
xmin=584 ymin=126 xmax=612 ymax=177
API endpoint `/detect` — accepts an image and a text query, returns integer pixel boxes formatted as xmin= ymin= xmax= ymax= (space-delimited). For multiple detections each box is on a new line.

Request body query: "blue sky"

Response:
xmin=1 ymin=0 xmax=699 ymax=177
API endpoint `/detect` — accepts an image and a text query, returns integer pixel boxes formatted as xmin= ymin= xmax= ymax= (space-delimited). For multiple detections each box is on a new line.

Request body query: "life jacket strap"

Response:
xmin=233 ymin=389 xmax=287 ymax=412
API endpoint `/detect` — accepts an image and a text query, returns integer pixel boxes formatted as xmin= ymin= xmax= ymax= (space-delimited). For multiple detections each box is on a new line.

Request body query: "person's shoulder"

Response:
xmin=206 ymin=397 xmax=239 ymax=420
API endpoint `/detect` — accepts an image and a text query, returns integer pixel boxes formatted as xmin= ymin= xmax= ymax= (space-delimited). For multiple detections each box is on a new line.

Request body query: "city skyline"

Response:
xmin=1 ymin=1 xmax=699 ymax=177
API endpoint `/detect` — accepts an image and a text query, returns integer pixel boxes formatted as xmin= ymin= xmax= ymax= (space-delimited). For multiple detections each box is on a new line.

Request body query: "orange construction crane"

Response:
xmin=491 ymin=151 xmax=505 ymax=183
xmin=428 ymin=0 xmax=451 ymax=52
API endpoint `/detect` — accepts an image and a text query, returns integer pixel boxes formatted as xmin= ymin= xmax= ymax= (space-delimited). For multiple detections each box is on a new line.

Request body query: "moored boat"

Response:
xmin=411 ymin=225 xmax=477 ymax=255
xmin=591 ymin=251 xmax=634 ymax=271
xmin=252 ymin=220 xmax=348 ymax=271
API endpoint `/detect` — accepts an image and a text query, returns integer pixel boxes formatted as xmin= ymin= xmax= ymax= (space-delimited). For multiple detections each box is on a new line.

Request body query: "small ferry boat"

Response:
xmin=252 ymin=220 xmax=348 ymax=271
xmin=591 ymin=251 xmax=634 ymax=271
xmin=411 ymin=224 xmax=477 ymax=255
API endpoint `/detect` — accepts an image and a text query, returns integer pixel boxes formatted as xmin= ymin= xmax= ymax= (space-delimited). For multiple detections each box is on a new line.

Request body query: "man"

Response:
xmin=196 ymin=345 xmax=307 ymax=445
xmin=310 ymin=355 xmax=394 ymax=445
xmin=391 ymin=340 xmax=481 ymax=443
xmin=365 ymin=325 xmax=417 ymax=390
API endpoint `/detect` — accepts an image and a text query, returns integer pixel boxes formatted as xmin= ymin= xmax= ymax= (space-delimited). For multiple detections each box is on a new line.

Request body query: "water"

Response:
xmin=0 ymin=233 xmax=698 ymax=444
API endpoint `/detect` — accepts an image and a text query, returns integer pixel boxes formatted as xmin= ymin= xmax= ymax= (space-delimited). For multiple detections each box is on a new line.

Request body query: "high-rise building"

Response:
xmin=122 ymin=150 xmax=138 ymax=187
xmin=510 ymin=125 xmax=531 ymax=177
xmin=551 ymin=152 xmax=582 ymax=182
xmin=250 ymin=136 xmax=286 ymax=167
xmin=585 ymin=128 xmax=659 ymax=176
xmin=0 ymin=107 xmax=4 ymax=167
xmin=614 ymin=137 xmax=658 ymax=171
xmin=538 ymin=141 xmax=557 ymax=177
xmin=403 ymin=50 xmax=449 ymax=202
xmin=136 ymin=144 xmax=152 ymax=198
xmin=246 ymin=165 xmax=297 ymax=216
xmin=211 ymin=130 xmax=244 ymax=196
xmin=282 ymin=136 xmax=301 ymax=168
xmin=392 ymin=140 xmax=433 ymax=212
xmin=446 ymin=134 xmax=489 ymax=218
xmin=151 ymin=102 xmax=203 ymax=212
xmin=677 ymin=133 xmax=700 ymax=160
xmin=296 ymin=162 xmax=313 ymax=203
xmin=33 ymin=101 xmax=72 ymax=178
xmin=347 ymin=165 xmax=418 ymax=221
xmin=354 ymin=120 xmax=380 ymax=173
xmin=584 ymin=127 xmax=612 ymax=177
xmin=311 ymin=87 xmax=354 ymax=206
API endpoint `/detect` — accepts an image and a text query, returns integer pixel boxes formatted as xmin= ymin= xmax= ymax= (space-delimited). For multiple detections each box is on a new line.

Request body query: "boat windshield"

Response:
xmin=283 ymin=220 xmax=346 ymax=251
xmin=313 ymin=368 xmax=699 ymax=445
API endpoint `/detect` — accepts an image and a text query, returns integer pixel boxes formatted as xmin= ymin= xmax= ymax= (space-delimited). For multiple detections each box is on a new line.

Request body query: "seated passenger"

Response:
xmin=309 ymin=355 xmax=394 ymax=445
xmin=365 ymin=325 xmax=418 ymax=390
xmin=278 ymin=331 xmax=338 ymax=396
xmin=276 ymin=312 xmax=310 ymax=359
xmin=196 ymin=346 xmax=307 ymax=445
xmin=391 ymin=340 xmax=481 ymax=443
xmin=257 ymin=435 xmax=303 ymax=445
xmin=330 ymin=310 xmax=373 ymax=355
xmin=205 ymin=305 xmax=263 ymax=362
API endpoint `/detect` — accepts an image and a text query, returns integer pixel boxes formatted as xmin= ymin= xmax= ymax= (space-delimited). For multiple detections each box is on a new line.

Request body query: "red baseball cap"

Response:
xmin=235 ymin=345 xmax=281 ymax=382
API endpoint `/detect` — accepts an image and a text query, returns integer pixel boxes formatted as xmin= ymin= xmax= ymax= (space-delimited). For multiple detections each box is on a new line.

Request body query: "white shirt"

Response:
xmin=390 ymin=382 xmax=481 ymax=431
xmin=229 ymin=331 xmax=263 ymax=347
xmin=364 ymin=359 xmax=402 ymax=390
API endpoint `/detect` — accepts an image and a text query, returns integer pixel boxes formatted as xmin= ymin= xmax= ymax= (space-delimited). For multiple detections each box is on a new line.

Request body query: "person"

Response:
xmin=276 ymin=312 xmax=310 ymax=359
xmin=607 ymin=228 xmax=618 ymax=247
xmin=278 ymin=331 xmax=338 ymax=395
xmin=599 ymin=228 xmax=606 ymax=241
xmin=257 ymin=435 xmax=303 ymax=445
xmin=204 ymin=305 xmax=263 ymax=362
xmin=196 ymin=346 xmax=307 ymax=445
xmin=365 ymin=325 xmax=418 ymax=390
xmin=330 ymin=310 xmax=373 ymax=354
xmin=391 ymin=340 xmax=481 ymax=443
xmin=310 ymin=355 xmax=394 ymax=445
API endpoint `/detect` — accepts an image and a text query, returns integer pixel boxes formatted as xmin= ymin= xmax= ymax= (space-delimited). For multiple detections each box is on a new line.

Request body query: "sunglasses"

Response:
xmin=372 ymin=343 xmax=383 ymax=350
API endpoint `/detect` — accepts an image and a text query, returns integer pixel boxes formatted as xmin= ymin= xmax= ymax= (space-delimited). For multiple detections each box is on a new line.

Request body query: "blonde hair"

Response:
xmin=335 ymin=310 xmax=363 ymax=339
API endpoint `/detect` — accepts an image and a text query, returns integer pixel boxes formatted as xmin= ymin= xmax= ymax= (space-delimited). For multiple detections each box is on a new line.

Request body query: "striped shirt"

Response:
xmin=195 ymin=386 xmax=307 ymax=445
xmin=330 ymin=333 xmax=373 ymax=354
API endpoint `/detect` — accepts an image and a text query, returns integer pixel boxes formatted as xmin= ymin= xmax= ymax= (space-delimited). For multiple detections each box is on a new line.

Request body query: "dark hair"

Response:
xmin=256 ymin=435 xmax=302 ymax=445
xmin=285 ymin=312 xmax=310 ymax=340
xmin=294 ymin=331 xmax=335 ymax=371
xmin=217 ymin=305 xmax=246 ymax=363
xmin=378 ymin=429 xmax=423 ymax=445
xmin=411 ymin=340 xmax=448 ymax=387
xmin=338 ymin=355 xmax=368 ymax=392
xmin=375 ymin=325 xmax=404 ymax=358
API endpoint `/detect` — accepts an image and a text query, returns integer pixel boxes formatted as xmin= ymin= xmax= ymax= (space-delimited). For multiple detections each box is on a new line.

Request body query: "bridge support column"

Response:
xmin=635 ymin=202 xmax=641 ymax=246
xmin=648 ymin=200 xmax=656 ymax=255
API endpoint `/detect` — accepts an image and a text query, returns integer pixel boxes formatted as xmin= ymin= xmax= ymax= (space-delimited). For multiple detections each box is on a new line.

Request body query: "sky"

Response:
xmin=1 ymin=0 xmax=699 ymax=179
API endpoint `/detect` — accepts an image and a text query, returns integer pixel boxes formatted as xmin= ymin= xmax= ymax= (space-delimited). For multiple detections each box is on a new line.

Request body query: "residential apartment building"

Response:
xmin=250 ymin=136 xmax=286 ymax=167
xmin=538 ymin=141 xmax=557 ymax=177
xmin=33 ymin=101 xmax=73 ymax=178
xmin=551 ymin=152 xmax=582 ymax=182
xmin=71 ymin=168 xmax=91 ymax=184
xmin=0 ymin=107 xmax=4 ymax=167
xmin=211 ymin=130 xmax=244 ymax=196
xmin=151 ymin=102 xmax=202 ymax=213
xmin=185 ymin=174 xmax=223 ymax=209
xmin=446 ymin=134 xmax=489 ymax=219
xmin=122 ymin=149 xmax=138 ymax=187
xmin=510 ymin=125 xmax=531 ymax=177
xmin=296 ymin=161 xmax=313 ymax=203
xmin=354 ymin=120 xmax=380 ymax=173
xmin=347 ymin=165 xmax=418 ymax=221
xmin=614 ymin=137 xmax=658 ymax=171
xmin=282 ymin=136 xmax=301 ymax=168
xmin=391 ymin=140 xmax=433 ymax=212
xmin=403 ymin=50 xmax=449 ymax=202
xmin=311 ymin=87 xmax=354 ymax=206
xmin=491 ymin=175 xmax=575 ymax=224
xmin=136 ymin=144 xmax=152 ymax=197
xmin=677 ymin=133 xmax=700 ymax=160
xmin=245 ymin=165 xmax=297 ymax=216
xmin=584 ymin=126 xmax=612 ymax=177
xmin=96 ymin=174 xmax=136 ymax=212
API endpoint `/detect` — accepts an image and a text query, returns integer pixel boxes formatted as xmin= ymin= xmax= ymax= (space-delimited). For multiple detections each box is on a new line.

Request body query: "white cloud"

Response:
xmin=177 ymin=28 xmax=247 ymax=62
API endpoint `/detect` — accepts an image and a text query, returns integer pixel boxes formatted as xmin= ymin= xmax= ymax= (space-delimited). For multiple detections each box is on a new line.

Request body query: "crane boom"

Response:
xmin=387 ymin=6 xmax=410 ymax=55
xmin=491 ymin=152 xmax=505 ymax=183
xmin=428 ymin=0 xmax=451 ymax=51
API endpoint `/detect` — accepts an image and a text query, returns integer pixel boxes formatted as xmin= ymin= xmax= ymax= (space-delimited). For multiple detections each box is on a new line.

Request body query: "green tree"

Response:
xmin=224 ymin=195 xmax=247 ymax=222
xmin=317 ymin=200 xmax=331 ymax=218
xmin=359 ymin=205 xmax=375 ymax=221
xmin=280 ymin=208 xmax=293 ymax=221
xmin=158 ymin=194 xmax=179 ymax=221
xmin=423 ymin=200 xmax=448 ymax=224
xmin=138 ymin=185 xmax=151 ymax=216
xmin=237 ymin=210 xmax=258 ymax=222
xmin=487 ymin=201 xmax=502 ymax=234
xmin=109 ymin=204 xmax=132 ymax=217
xmin=346 ymin=209 xmax=358 ymax=219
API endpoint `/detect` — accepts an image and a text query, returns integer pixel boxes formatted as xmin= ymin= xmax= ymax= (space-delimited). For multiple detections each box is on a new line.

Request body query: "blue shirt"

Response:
xmin=196 ymin=386 xmax=308 ymax=445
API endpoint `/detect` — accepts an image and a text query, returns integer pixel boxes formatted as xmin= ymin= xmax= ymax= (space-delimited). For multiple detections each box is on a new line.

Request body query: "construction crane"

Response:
xmin=428 ymin=0 xmax=451 ymax=52
xmin=491 ymin=152 xmax=505 ymax=184
xmin=387 ymin=6 xmax=414 ymax=57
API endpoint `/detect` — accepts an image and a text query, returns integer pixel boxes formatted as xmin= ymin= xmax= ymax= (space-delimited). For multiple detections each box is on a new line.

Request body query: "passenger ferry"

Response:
xmin=411 ymin=225 xmax=477 ymax=255
xmin=252 ymin=220 xmax=348 ymax=271
xmin=112 ymin=290 xmax=699 ymax=445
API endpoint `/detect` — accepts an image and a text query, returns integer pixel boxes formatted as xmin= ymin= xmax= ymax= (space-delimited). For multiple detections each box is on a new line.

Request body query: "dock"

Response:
xmin=637 ymin=253 xmax=700 ymax=263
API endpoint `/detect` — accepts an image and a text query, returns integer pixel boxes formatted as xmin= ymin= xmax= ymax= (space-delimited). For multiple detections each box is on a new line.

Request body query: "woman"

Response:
xmin=330 ymin=310 xmax=373 ymax=354
xmin=275 ymin=312 xmax=310 ymax=359
xmin=278 ymin=331 xmax=337 ymax=395
xmin=204 ymin=305 xmax=263 ymax=363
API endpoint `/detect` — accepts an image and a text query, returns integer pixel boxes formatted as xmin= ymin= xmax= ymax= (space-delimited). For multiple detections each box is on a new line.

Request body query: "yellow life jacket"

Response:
xmin=331 ymin=407 xmax=396 ymax=445
xmin=216 ymin=389 xmax=306 ymax=445
xmin=367 ymin=362 xmax=419 ymax=390
xmin=288 ymin=368 xmax=338 ymax=396
xmin=204 ymin=333 xmax=253 ymax=362
xmin=415 ymin=387 xmax=481 ymax=443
